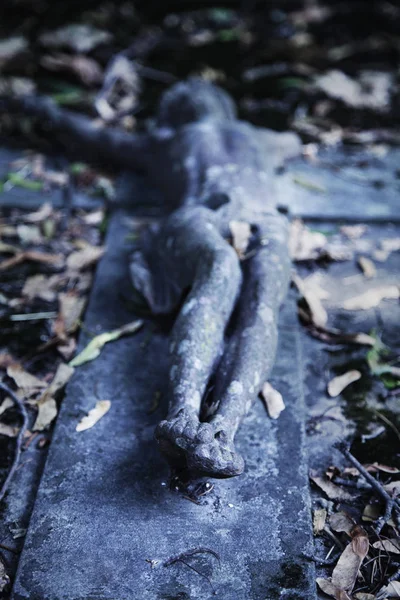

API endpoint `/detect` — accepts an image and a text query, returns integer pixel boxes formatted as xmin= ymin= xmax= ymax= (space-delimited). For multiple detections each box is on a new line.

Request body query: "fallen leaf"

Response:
xmin=358 ymin=256 xmax=376 ymax=279
xmin=22 ymin=274 xmax=61 ymax=302
xmin=378 ymin=581 xmax=400 ymax=598
xmin=23 ymin=202 xmax=53 ymax=223
xmin=362 ymin=503 xmax=381 ymax=522
xmin=16 ymin=225 xmax=42 ymax=244
xmin=41 ymin=53 xmax=103 ymax=86
xmin=330 ymin=512 xmax=354 ymax=535
xmin=69 ymin=319 xmax=143 ymax=367
xmin=296 ymin=309 xmax=376 ymax=346
xmin=367 ymin=463 xmax=400 ymax=474
xmin=0 ymin=423 xmax=19 ymax=437
xmin=327 ymin=370 xmax=362 ymax=397
xmin=53 ymin=291 xmax=86 ymax=337
xmin=315 ymin=70 xmax=392 ymax=112
xmin=0 ymin=353 xmax=17 ymax=369
xmin=0 ymin=398 xmax=13 ymax=416
xmin=313 ymin=508 xmax=327 ymax=534
xmin=229 ymin=221 xmax=251 ymax=259
xmin=289 ymin=219 xmax=327 ymax=261
xmin=292 ymin=174 xmax=327 ymax=193
xmin=39 ymin=24 xmax=112 ymax=53
xmin=33 ymin=363 xmax=74 ymax=431
xmin=331 ymin=528 xmax=368 ymax=594
xmin=316 ymin=578 xmax=351 ymax=600
xmin=373 ymin=539 xmax=400 ymax=554
xmin=373 ymin=238 xmax=400 ymax=262
xmin=354 ymin=593 xmax=375 ymax=599
xmin=260 ymin=381 xmax=285 ymax=419
xmin=310 ymin=473 xmax=354 ymax=501
xmin=76 ymin=400 xmax=111 ymax=432
xmin=340 ymin=225 xmax=368 ymax=240
xmin=0 ymin=36 xmax=28 ymax=66
xmin=293 ymin=273 xmax=328 ymax=328
xmin=342 ymin=286 xmax=399 ymax=310
xmin=66 ymin=245 xmax=104 ymax=271
xmin=7 ymin=364 xmax=46 ymax=391
xmin=82 ymin=209 xmax=104 ymax=226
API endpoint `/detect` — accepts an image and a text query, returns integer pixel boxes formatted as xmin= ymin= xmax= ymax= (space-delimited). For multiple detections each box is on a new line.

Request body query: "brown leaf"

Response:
xmin=22 ymin=274 xmax=61 ymax=302
xmin=340 ymin=225 xmax=368 ymax=240
xmin=293 ymin=273 xmax=328 ymax=328
xmin=289 ymin=219 xmax=327 ymax=261
xmin=82 ymin=209 xmax=104 ymax=226
xmin=313 ymin=508 xmax=327 ymax=535
xmin=378 ymin=581 xmax=400 ymax=598
xmin=0 ymin=352 xmax=17 ymax=369
xmin=53 ymin=291 xmax=86 ymax=337
xmin=332 ymin=536 xmax=368 ymax=594
xmin=23 ymin=202 xmax=53 ymax=224
xmin=310 ymin=473 xmax=354 ymax=501
xmin=41 ymin=53 xmax=103 ymax=86
xmin=0 ymin=423 xmax=19 ymax=437
xmin=0 ymin=398 xmax=13 ymax=416
xmin=229 ymin=221 xmax=251 ymax=259
xmin=372 ymin=539 xmax=400 ymax=554
xmin=7 ymin=364 xmax=46 ymax=391
xmin=260 ymin=382 xmax=285 ymax=419
xmin=373 ymin=238 xmax=400 ymax=262
xmin=358 ymin=256 xmax=376 ymax=279
xmin=297 ymin=309 xmax=376 ymax=346
xmin=0 ymin=36 xmax=28 ymax=67
xmin=66 ymin=245 xmax=104 ymax=271
xmin=39 ymin=24 xmax=112 ymax=54
xmin=330 ymin=512 xmax=354 ymax=535
xmin=327 ymin=370 xmax=362 ymax=397
xmin=76 ymin=400 xmax=111 ymax=432
xmin=17 ymin=224 xmax=42 ymax=244
xmin=33 ymin=363 xmax=74 ymax=431
xmin=316 ymin=578 xmax=352 ymax=600
xmin=342 ymin=286 xmax=399 ymax=310
xmin=354 ymin=593 xmax=376 ymax=600
xmin=315 ymin=70 xmax=392 ymax=112
xmin=350 ymin=526 xmax=369 ymax=558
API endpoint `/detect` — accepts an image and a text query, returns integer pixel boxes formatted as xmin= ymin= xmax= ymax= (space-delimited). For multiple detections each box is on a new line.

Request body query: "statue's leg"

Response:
xmin=208 ymin=212 xmax=291 ymax=468
xmin=153 ymin=207 xmax=245 ymax=477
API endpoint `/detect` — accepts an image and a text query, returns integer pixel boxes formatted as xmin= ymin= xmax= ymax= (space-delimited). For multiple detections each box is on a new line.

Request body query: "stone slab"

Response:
xmin=11 ymin=208 xmax=316 ymax=600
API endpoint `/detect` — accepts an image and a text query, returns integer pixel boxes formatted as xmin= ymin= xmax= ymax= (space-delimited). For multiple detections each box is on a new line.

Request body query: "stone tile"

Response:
xmin=12 ymin=209 xmax=316 ymax=600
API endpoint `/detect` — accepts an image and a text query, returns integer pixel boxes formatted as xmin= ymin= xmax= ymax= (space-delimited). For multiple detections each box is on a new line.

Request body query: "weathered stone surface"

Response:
xmin=11 ymin=208 xmax=316 ymax=600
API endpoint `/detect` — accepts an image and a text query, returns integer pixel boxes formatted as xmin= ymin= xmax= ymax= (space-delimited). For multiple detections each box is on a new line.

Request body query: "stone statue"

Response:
xmin=3 ymin=78 xmax=301 ymax=478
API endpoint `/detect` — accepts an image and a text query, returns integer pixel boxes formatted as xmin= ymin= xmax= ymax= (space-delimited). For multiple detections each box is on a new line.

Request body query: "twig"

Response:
xmin=164 ymin=547 xmax=220 ymax=567
xmin=336 ymin=443 xmax=395 ymax=534
xmin=0 ymin=382 xmax=29 ymax=503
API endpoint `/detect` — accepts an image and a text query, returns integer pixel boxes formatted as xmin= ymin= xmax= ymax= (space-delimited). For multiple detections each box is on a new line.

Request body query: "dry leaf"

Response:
xmin=368 ymin=463 xmax=400 ymax=474
xmin=358 ymin=256 xmax=376 ymax=279
xmin=33 ymin=363 xmax=74 ymax=431
xmin=0 ymin=423 xmax=19 ymax=437
xmin=313 ymin=508 xmax=327 ymax=534
xmin=373 ymin=539 xmax=400 ymax=554
xmin=354 ymin=594 xmax=375 ymax=599
xmin=82 ymin=209 xmax=104 ymax=226
xmin=340 ymin=225 xmax=367 ymax=240
xmin=330 ymin=512 xmax=354 ymax=535
xmin=0 ymin=398 xmax=13 ymax=416
xmin=289 ymin=219 xmax=327 ymax=261
xmin=54 ymin=291 xmax=86 ymax=337
xmin=41 ymin=53 xmax=103 ymax=86
xmin=69 ymin=319 xmax=143 ymax=367
xmin=16 ymin=224 xmax=42 ymax=244
xmin=362 ymin=504 xmax=381 ymax=522
xmin=297 ymin=308 xmax=376 ymax=346
xmin=66 ymin=245 xmax=104 ymax=271
xmin=316 ymin=578 xmax=352 ymax=600
xmin=310 ymin=473 xmax=353 ymax=501
xmin=373 ymin=238 xmax=400 ymax=262
xmin=260 ymin=382 xmax=285 ymax=419
xmin=293 ymin=273 xmax=328 ymax=327
xmin=76 ymin=400 xmax=111 ymax=432
xmin=342 ymin=286 xmax=399 ymax=310
xmin=39 ymin=24 xmax=112 ymax=53
xmin=331 ymin=530 xmax=368 ymax=594
xmin=0 ymin=36 xmax=28 ymax=66
xmin=23 ymin=202 xmax=53 ymax=223
xmin=0 ymin=353 xmax=17 ymax=369
xmin=229 ymin=221 xmax=251 ymax=259
xmin=378 ymin=581 xmax=400 ymax=598
xmin=315 ymin=70 xmax=392 ymax=111
xmin=7 ymin=364 xmax=46 ymax=391
xmin=22 ymin=274 xmax=61 ymax=302
xmin=327 ymin=370 xmax=362 ymax=397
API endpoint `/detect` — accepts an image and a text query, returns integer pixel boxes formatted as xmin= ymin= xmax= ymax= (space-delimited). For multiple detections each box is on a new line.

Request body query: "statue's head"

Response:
xmin=156 ymin=78 xmax=237 ymax=129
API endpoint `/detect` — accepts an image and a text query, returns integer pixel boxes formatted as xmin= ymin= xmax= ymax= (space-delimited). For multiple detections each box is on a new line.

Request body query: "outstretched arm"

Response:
xmin=1 ymin=94 xmax=151 ymax=172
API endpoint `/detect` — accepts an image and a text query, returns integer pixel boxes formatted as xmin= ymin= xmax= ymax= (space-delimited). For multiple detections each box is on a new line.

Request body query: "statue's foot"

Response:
xmin=155 ymin=409 xmax=244 ymax=478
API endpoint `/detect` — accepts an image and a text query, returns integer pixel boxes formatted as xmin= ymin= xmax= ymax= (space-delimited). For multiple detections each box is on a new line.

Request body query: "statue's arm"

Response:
xmin=1 ymin=94 xmax=151 ymax=172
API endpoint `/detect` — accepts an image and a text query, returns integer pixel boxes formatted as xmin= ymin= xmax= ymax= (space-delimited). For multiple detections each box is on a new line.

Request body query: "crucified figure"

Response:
xmin=2 ymin=78 xmax=301 ymax=478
